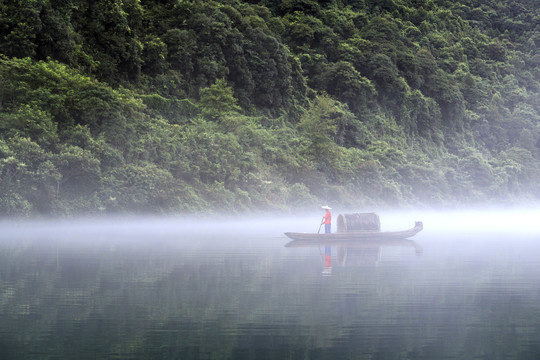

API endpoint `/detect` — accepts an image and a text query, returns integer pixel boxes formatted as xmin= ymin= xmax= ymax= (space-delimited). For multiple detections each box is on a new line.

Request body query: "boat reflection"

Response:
xmin=285 ymin=238 xmax=423 ymax=274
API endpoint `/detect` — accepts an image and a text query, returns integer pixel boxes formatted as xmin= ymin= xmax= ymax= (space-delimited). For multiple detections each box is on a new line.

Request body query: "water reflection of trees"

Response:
xmin=0 ymin=236 xmax=539 ymax=359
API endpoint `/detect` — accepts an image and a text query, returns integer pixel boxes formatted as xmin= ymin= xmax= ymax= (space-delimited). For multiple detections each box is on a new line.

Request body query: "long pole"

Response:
xmin=317 ymin=216 xmax=324 ymax=234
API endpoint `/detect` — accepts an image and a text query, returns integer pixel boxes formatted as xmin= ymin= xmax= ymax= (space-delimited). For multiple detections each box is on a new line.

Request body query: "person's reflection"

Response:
xmin=322 ymin=246 xmax=332 ymax=276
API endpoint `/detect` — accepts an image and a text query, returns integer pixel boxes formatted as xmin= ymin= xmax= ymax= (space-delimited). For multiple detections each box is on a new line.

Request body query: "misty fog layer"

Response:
xmin=2 ymin=207 xmax=538 ymax=239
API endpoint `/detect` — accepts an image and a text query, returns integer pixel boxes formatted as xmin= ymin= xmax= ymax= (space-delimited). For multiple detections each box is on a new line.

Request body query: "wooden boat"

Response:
xmin=284 ymin=218 xmax=423 ymax=241
xmin=284 ymin=237 xmax=423 ymax=252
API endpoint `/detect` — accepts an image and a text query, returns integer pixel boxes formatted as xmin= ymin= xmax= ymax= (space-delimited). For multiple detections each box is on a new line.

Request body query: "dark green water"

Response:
xmin=0 ymin=211 xmax=539 ymax=359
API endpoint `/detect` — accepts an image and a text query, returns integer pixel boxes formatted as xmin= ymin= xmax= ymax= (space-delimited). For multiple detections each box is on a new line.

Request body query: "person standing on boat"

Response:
xmin=321 ymin=205 xmax=332 ymax=233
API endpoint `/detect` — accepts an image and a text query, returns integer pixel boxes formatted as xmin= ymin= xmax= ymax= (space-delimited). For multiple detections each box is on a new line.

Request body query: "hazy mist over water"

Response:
xmin=1 ymin=207 xmax=540 ymax=359
xmin=2 ymin=206 xmax=539 ymax=240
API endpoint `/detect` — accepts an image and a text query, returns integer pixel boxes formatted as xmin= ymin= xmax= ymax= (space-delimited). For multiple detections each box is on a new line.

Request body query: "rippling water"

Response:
xmin=1 ymin=210 xmax=539 ymax=359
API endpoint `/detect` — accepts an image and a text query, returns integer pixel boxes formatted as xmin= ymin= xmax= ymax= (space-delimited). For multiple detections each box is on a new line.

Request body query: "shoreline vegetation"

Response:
xmin=1 ymin=0 xmax=540 ymax=217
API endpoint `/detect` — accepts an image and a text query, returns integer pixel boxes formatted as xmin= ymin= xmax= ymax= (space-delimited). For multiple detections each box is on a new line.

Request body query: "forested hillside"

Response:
xmin=1 ymin=0 xmax=539 ymax=216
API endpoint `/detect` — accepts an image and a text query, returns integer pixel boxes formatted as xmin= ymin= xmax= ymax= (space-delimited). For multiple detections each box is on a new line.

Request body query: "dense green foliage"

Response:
xmin=1 ymin=0 xmax=540 ymax=216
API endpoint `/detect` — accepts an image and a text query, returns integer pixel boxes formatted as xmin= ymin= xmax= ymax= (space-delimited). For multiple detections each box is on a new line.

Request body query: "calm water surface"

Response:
xmin=1 ymin=210 xmax=540 ymax=359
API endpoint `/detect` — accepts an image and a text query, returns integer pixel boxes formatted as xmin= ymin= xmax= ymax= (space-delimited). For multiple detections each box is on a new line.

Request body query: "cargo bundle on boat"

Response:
xmin=284 ymin=212 xmax=423 ymax=241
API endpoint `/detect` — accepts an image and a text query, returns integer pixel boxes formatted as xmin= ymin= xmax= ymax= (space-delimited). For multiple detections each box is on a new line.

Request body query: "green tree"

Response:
xmin=100 ymin=164 xmax=178 ymax=213
xmin=316 ymin=60 xmax=376 ymax=113
xmin=0 ymin=0 xmax=42 ymax=58
xmin=74 ymin=0 xmax=143 ymax=83
xmin=198 ymin=78 xmax=241 ymax=120
xmin=297 ymin=95 xmax=342 ymax=173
